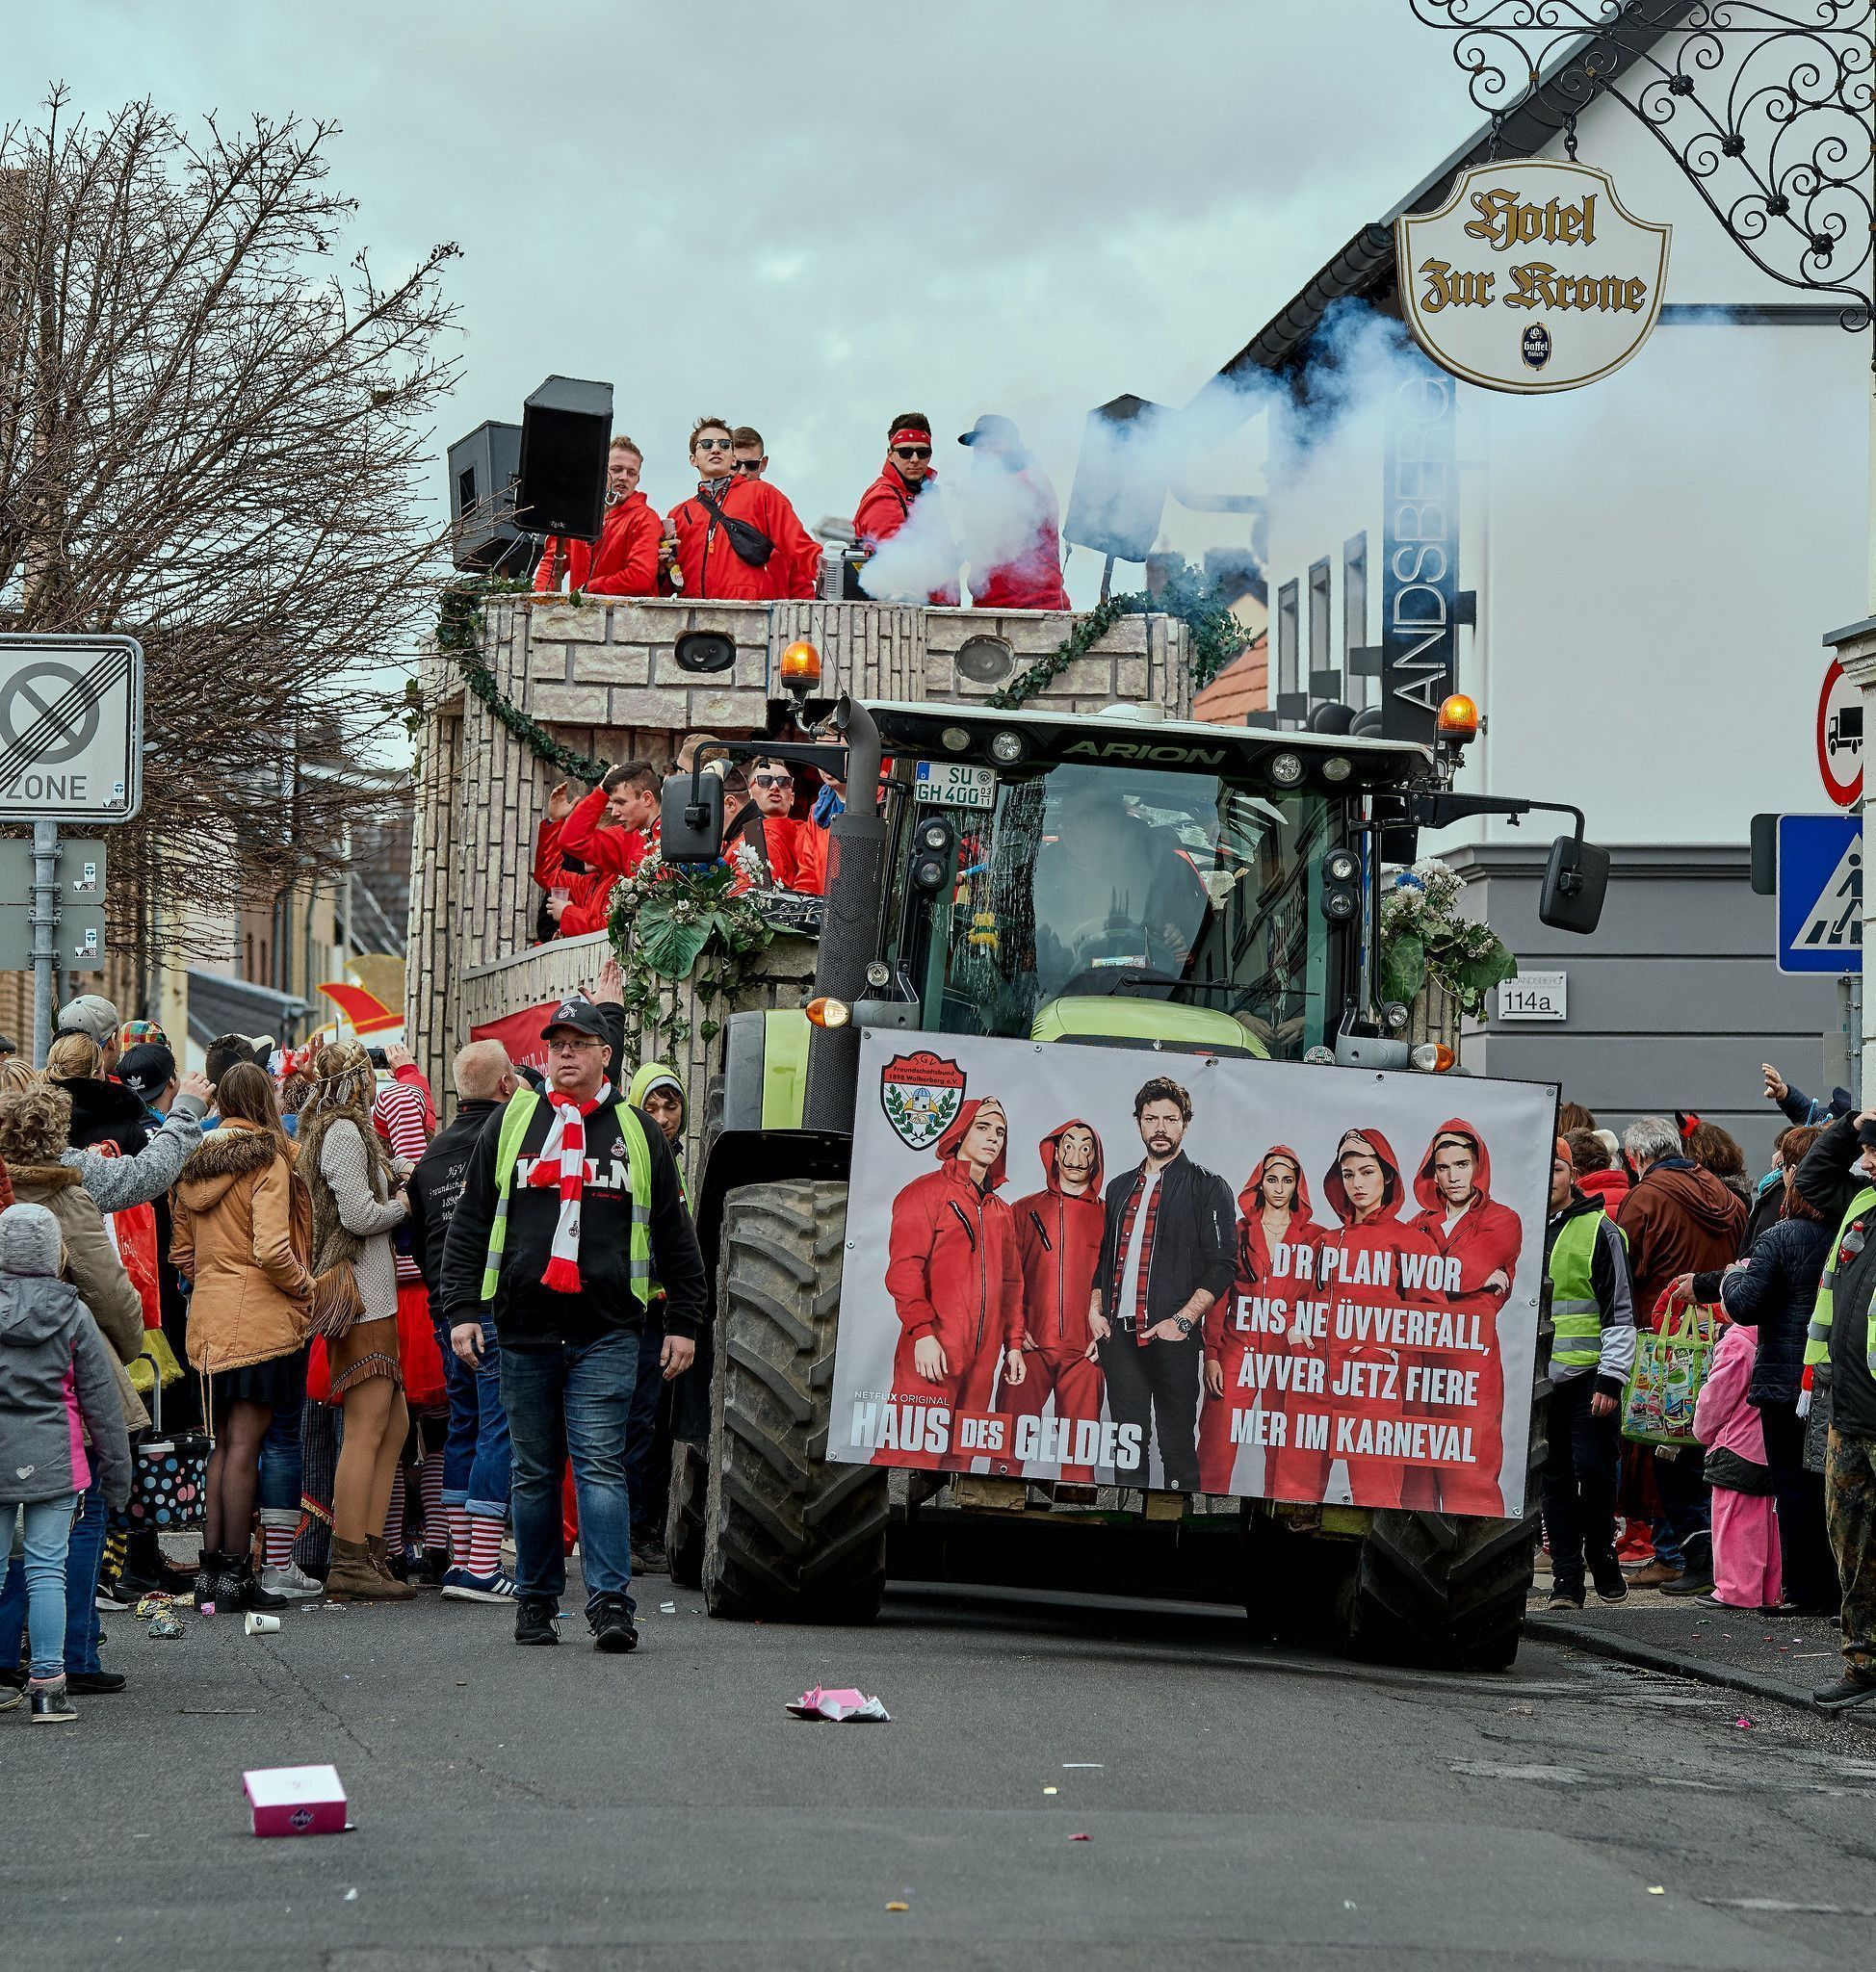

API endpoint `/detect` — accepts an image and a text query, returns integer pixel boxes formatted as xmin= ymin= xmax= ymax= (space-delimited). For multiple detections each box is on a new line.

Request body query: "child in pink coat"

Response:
xmin=1692 ymin=1310 xmax=1783 ymax=1611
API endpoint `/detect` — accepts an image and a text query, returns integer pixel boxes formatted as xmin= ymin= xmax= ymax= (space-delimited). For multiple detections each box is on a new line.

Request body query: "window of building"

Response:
xmin=1307 ymin=558 xmax=1331 ymax=697
xmin=1343 ymin=532 xmax=1368 ymax=707
xmin=1276 ymin=579 xmax=1299 ymax=710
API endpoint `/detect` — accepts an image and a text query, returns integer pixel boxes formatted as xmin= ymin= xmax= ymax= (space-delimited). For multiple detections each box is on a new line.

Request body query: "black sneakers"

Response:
xmin=1589 ymin=1551 xmax=1629 ymax=1602
xmin=1812 ymin=1670 xmax=1876 ymax=1712
xmin=66 ymin=1671 xmax=126 ymax=1696
xmin=589 ymin=1596 xmax=638 ymax=1654
xmin=30 ymin=1680 xmax=76 ymax=1725
xmin=513 ymin=1596 xmax=560 ymax=1646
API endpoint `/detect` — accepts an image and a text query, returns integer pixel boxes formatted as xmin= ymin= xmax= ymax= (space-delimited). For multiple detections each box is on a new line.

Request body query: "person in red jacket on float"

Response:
xmin=546 ymin=762 xmax=662 ymax=937
xmin=879 ymin=1097 xmax=1026 ymax=1470
xmin=1407 ymin=1119 xmax=1524 ymax=1517
xmin=1001 ymin=1120 xmax=1107 ymax=1482
xmin=852 ymin=410 xmax=959 ymax=606
xmin=1201 ymin=1146 xmax=1322 ymax=1497
xmin=533 ymin=436 xmax=661 ymax=596
xmin=956 ymin=413 xmax=1072 ymax=611
xmin=1309 ymin=1129 xmax=1433 ymax=1511
xmin=723 ymin=757 xmax=805 ymax=890
xmin=663 ymin=415 xmax=819 ymax=601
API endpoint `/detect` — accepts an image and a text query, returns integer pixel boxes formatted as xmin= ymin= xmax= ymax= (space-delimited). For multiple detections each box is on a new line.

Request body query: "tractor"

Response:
xmin=657 ymin=673 xmax=1605 ymax=1670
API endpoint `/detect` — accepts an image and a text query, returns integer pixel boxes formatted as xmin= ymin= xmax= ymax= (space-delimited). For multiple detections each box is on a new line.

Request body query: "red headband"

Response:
xmin=889 ymin=428 xmax=931 ymax=450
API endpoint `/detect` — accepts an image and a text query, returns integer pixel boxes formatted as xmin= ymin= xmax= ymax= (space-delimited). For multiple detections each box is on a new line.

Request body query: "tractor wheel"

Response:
xmin=702 ymin=1181 xmax=889 ymax=1623
xmin=1344 ymin=1307 xmax=1553 ymax=1673
xmin=664 ymin=1440 xmax=708 ymax=1591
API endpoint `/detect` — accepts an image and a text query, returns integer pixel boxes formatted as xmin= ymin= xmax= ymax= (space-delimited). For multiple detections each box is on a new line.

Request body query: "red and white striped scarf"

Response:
xmin=527 ymin=1081 xmax=612 ymax=1293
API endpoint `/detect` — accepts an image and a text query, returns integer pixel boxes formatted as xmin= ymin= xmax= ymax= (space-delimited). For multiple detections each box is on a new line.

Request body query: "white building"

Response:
xmin=1233 ymin=23 xmax=1867 ymax=1161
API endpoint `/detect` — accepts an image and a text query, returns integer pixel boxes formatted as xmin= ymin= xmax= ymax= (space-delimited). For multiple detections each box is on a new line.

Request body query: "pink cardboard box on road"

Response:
xmin=243 ymin=1763 xmax=348 ymax=1837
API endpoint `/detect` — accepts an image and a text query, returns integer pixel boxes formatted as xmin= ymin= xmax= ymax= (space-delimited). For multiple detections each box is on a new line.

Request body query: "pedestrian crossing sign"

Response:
xmin=1776 ymin=813 xmax=1862 ymax=974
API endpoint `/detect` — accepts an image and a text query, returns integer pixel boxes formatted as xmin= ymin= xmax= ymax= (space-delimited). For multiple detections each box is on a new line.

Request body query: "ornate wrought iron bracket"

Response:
xmin=1409 ymin=2 xmax=1875 ymax=329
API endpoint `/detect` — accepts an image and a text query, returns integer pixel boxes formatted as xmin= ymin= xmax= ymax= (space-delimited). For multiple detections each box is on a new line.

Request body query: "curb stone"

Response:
xmin=1527 ymin=1612 xmax=1853 ymax=1720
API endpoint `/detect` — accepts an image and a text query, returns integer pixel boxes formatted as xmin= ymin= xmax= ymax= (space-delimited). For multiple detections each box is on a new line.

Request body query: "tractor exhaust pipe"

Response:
xmin=803 ymin=697 xmax=887 ymax=1135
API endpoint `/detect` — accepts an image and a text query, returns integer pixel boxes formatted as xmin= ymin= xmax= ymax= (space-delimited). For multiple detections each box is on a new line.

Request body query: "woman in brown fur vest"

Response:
xmin=170 ymin=1063 xmax=315 ymax=1613
xmin=298 ymin=1041 xmax=414 ymax=1601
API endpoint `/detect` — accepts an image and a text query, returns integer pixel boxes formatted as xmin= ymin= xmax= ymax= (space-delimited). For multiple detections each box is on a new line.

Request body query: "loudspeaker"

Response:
xmin=515 ymin=376 xmax=613 ymax=542
xmin=447 ymin=421 xmax=525 ymax=572
xmin=1063 ymin=393 xmax=1174 ymax=562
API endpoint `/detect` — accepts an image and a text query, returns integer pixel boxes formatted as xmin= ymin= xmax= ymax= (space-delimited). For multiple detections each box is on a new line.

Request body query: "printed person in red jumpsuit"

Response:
xmin=1200 ymin=1146 xmax=1322 ymax=1497
xmin=1407 ymin=1119 xmax=1523 ymax=1516
xmin=1313 ymin=1129 xmax=1433 ymax=1510
xmin=1002 ymin=1120 xmax=1107 ymax=1482
xmin=879 ymin=1098 xmax=1026 ymax=1470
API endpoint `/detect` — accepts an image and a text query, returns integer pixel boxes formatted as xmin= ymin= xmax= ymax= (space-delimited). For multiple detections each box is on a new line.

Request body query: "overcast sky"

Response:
xmin=10 ymin=1 xmax=1485 ymax=596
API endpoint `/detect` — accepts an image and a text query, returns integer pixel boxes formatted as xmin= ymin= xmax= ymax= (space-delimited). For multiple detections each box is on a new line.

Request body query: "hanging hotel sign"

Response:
xmin=1395 ymin=159 xmax=1671 ymax=395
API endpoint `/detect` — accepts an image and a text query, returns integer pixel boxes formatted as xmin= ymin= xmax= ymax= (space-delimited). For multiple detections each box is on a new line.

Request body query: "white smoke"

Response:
xmin=857 ymin=451 xmax=1066 ymax=605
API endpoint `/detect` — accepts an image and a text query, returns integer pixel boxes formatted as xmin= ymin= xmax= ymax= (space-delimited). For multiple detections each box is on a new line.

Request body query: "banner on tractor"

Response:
xmin=826 ymin=1030 xmax=1557 ymax=1518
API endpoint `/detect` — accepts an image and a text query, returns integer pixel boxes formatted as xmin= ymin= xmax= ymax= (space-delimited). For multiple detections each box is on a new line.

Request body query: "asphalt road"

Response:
xmin=10 ymin=1569 xmax=1876 ymax=1972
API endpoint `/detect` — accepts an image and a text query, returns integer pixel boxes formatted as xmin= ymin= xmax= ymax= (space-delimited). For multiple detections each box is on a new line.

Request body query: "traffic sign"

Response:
xmin=0 ymin=838 xmax=109 ymax=973
xmin=0 ymin=635 xmax=143 ymax=824
xmin=1777 ymin=814 xmax=1862 ymax=973
xmin=1818 ymin=658 xmax=1863 ymax=809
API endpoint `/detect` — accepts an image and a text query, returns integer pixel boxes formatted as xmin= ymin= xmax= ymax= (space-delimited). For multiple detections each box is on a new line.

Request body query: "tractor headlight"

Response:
xmin=989 ymin=729 xmax=1027 ymax=766
xmin=1266 ymin=750 xmax=1305 ymax=788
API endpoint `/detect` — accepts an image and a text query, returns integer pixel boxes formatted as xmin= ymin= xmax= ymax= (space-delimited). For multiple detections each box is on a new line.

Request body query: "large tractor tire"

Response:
xmin=1343 ymin=1305 xmax=1554 ymax=1672
xmin=702 ymin=1181 xmax=889 ymax=1623
xmin=664 ymin=1440 xmax=708 ymax=1591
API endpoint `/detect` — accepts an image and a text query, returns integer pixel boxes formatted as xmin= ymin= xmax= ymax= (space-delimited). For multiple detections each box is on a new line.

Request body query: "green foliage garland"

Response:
xmin=434 ymin=578 xmax=611 ymax=784
xmin=605 ymin=843 xmax=775 ymax=1055
xmin=986 ymin=558 xmax=1251 ymax=712
xmin=1378 ymin=858 xmax=1518 ymax=1019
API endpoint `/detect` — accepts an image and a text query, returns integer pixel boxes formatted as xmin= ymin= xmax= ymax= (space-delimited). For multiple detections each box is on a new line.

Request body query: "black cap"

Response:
xmin=540 ymin=999 xmax=609 ymax=1043
xmin=118 ymin=1042 xmax=176 ymax=1100
xmin=958 ymin=413 xmax=1020 ymax=448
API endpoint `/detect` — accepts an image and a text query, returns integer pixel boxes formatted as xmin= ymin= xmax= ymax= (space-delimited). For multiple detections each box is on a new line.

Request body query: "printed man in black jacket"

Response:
xmin=408 ymin=1039 xmax=521 ymax=1604
xmin=1091 ymin=1077 xmax=1236 ymax=1492
xmin=440 ymin=1000 xmax=705 ymax=1655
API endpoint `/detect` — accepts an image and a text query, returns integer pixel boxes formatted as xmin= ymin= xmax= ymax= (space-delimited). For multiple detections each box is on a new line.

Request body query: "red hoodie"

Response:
xmin=1409 ymin=1118 xmax=1524 ymax=1318
xmin=969 ymin=464 xmax=1072 ymax=611
xmin=1009 ymin=1119 xmax=1106 ymax=1359
xmin=883 ymin=1098 xmax=1024 ymax=1362
xmin=853 ymin=464 xmax=960 ymax=606
xmin=1578 ymin=1166 xmax=1630 ymax=1210
xmin=664 ymin=476 xmax=819 ymax=601
xmin=533 ymin=489 xmax=662 ymax=597
xmin=1205 ymin=1146 xmax=1321 ymax=1365
xmin=560 ymin=786 xmax=657 ymax=885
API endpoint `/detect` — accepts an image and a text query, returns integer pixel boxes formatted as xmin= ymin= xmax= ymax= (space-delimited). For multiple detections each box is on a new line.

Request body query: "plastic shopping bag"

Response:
xmin=1621 ymin=1299 xmax=1718 ymax=1446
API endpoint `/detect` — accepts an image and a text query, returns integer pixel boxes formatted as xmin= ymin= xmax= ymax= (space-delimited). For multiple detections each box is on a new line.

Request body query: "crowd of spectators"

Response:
xmin=1543 ymin=1075 xmax=1876 ymax=1711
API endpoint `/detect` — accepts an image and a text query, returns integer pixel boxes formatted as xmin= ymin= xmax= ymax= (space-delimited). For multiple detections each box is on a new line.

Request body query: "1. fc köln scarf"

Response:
xmin=529 ymin=1082 xmax=612 ymax=1292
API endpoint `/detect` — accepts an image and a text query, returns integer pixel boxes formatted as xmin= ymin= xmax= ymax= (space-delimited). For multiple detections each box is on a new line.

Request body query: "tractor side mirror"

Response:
xmin=661 ymin=771 xmax=724 ymax=866
xmin=1538 ymin=833 xmax=1609 ymax=934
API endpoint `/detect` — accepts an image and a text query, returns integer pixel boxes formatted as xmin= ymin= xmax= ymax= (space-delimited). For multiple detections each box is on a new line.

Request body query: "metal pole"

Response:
xmin=1853 ymin=971 xmax=1865 ymax=1112
xmin=29 ymin=820 xmax=58 ymax=1068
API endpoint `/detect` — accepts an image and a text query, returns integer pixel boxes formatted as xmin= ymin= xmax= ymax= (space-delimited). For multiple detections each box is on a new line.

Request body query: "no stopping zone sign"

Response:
xmin=0 ymin=635 xmax=143 ymax=824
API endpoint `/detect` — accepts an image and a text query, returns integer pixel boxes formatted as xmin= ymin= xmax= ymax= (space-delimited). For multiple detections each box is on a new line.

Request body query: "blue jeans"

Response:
xmin=500 ymin=1331 xmax=638 ymax=1616
xmin=435 ymin=1313 xmax=512 ymax=1521
xmin=258 ymin=1405 xmax=303 ymax=1512
xmin=0 ymin=1498 xmax=78 ymax=1679
xmin=1654 ymin=1444 xmax=1712 ymax=1574
xmin=624 ymin=1303 xmax=664 ymax=1544
xmin=1 ymin=1481 xmax=102 ymax=1676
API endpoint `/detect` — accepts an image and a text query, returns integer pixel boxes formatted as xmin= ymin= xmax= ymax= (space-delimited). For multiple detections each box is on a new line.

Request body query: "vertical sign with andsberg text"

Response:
xmin=1380 ymin=351 xmax=1457 ymax=746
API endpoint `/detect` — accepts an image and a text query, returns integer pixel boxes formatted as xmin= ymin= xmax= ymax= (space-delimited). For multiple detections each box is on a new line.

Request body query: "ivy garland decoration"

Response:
xmin=604 ymin=842 xmax=776 ymax=1054
xmin=985 ymin=558 xmax=1251 ymax=712
xmin=433 ymin=578 xmax=612 ymax=784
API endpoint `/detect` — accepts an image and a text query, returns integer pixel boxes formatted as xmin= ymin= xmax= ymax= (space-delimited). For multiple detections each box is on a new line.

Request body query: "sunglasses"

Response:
xmin=734 ymin=457 xmax=766 ymax=472
xmin=892 ymin=446 xmax=932 ymax=460
xmin=695 ymin=435 xmax=735 ymax=452
xmin=751 ymin=772 xmax=794 ymax=789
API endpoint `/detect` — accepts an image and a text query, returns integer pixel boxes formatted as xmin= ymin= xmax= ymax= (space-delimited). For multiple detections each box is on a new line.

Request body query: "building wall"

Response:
xmin=1451 ymin=843 xmax=1838 ymax=1171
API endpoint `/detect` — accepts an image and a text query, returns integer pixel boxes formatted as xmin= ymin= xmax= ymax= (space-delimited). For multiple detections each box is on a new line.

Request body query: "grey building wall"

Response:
xmin=1446 ymin=843 xmax=1843 ymax=1174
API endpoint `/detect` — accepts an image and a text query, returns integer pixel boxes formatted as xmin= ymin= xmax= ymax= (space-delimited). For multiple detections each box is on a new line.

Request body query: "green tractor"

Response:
xmin=659 ymin=690 xmax=1605 ymax=1670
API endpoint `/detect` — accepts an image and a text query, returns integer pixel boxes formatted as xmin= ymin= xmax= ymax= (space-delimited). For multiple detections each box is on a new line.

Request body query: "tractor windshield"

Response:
xmin=889 ymin=760 xmax=1341 ymax=1058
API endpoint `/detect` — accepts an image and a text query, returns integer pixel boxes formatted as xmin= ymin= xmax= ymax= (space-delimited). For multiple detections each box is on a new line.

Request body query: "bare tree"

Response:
xmin=0 ymin=89 xmax=458 ymax=981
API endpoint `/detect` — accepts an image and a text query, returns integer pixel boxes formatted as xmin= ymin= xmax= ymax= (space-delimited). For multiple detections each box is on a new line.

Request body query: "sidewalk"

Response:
xmin=1525 ymin=1578 xmax=1853 ymax=1716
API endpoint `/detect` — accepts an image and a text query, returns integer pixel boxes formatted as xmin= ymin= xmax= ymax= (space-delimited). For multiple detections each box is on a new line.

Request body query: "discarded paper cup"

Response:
xmin=244 ymin=1613 xmax=281 ymax=1636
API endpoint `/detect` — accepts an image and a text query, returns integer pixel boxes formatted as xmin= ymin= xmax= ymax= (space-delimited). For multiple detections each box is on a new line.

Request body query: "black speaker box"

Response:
xmin=447 ymin=421 xmax=525 ymax=572
xmin=515 ymin=376 xmax=613 ymax=542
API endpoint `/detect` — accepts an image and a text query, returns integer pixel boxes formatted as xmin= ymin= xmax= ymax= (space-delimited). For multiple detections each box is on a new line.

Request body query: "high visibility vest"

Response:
xmin=1806 ymin=1183 xmax=1876 ymax=1377
xmin=480 ymin=1088 xmax=653 ymax=1307
xmin=1549 ymin=1208 xmax=1619 ymax=1371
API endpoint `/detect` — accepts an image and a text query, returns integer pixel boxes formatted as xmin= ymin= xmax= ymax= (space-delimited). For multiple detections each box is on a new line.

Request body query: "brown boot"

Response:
xmin=366 ymin=1536 xmax=412 ymax=1588
xmin=325 ymin=1538 xmax=414 ymax=1602
xmin=1625 ymin=1558 xmax=1684 ymax=1591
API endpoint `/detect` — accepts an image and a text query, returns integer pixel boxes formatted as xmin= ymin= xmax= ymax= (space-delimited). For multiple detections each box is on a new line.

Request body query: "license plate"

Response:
xmin=915 ymin=762 xmax=997 ymax=810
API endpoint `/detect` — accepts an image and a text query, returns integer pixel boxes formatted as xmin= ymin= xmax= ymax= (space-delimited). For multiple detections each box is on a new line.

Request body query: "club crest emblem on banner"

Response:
xmin=879 ymin=1051 xmax=965 ymax=1150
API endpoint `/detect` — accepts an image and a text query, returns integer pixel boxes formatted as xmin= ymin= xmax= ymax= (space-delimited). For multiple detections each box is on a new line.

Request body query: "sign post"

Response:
xmin=0 ymin=634 xmax=143 ymax=1066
